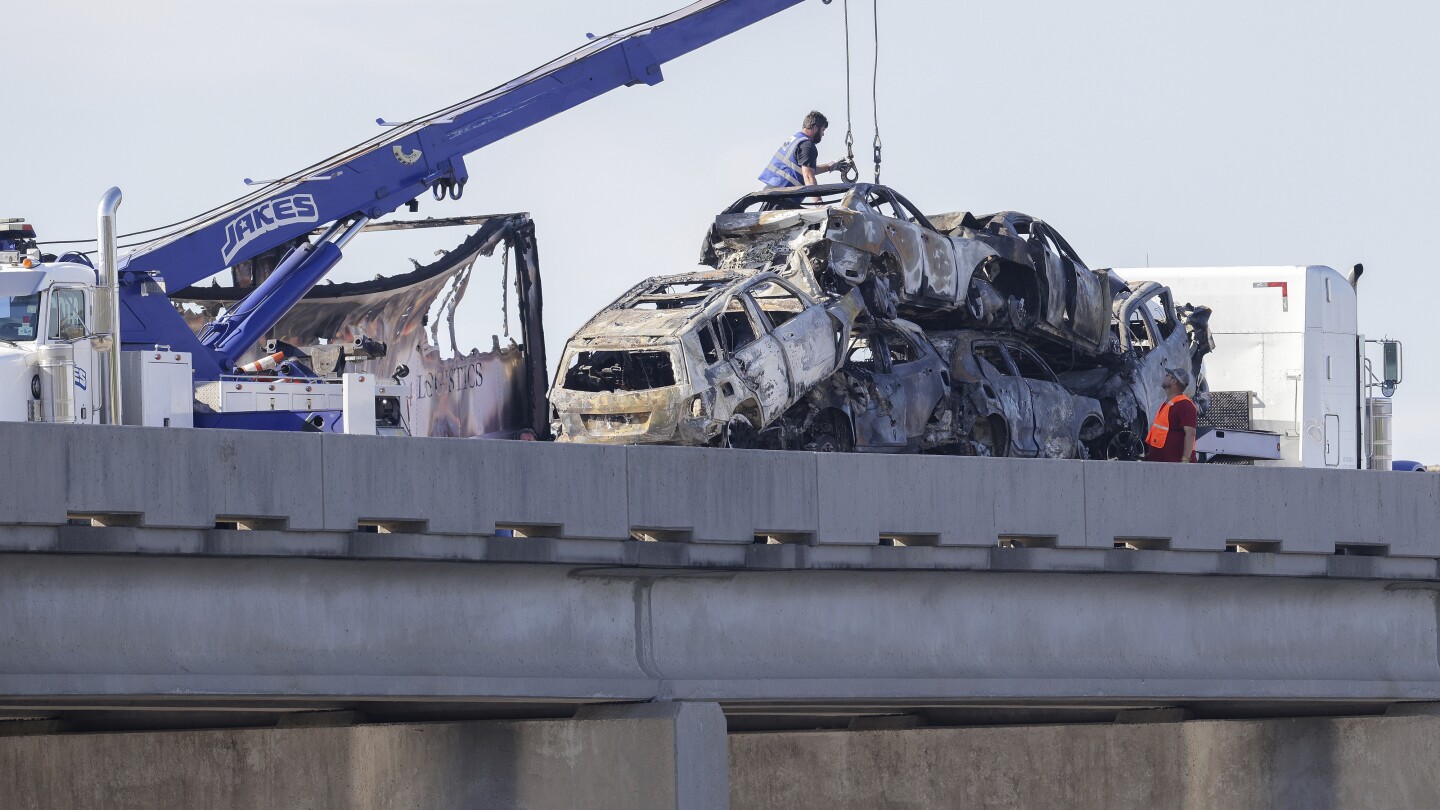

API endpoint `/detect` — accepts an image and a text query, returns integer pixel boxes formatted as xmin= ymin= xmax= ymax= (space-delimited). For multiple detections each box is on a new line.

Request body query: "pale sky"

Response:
xmin=9 ymin=0 xmax=1439 ymax=460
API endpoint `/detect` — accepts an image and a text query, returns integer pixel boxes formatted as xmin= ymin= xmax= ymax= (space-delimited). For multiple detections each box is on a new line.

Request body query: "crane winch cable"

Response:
xmin=870 ymin=0 xmax=882 ymax=183
xmin=839 ymin=0 xmax=859 ymax=182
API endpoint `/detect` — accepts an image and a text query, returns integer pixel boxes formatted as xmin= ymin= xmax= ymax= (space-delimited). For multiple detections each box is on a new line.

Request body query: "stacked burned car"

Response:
xmin=550 ymin=183 xmax=1212 ymax=459
xmin=549 ymin=270 xmax=863 ymax=447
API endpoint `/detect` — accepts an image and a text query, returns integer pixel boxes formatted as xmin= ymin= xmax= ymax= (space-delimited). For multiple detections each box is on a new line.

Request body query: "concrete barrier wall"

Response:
xmin=4 ymin=422 xmax=1439 ymax=553
xmin=730 ymin=715 xmax=1440 ymax=810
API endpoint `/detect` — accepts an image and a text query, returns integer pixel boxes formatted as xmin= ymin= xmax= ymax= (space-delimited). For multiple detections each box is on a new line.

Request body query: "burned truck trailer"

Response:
xmin=173 ymin=214 xmax=549 ymax=439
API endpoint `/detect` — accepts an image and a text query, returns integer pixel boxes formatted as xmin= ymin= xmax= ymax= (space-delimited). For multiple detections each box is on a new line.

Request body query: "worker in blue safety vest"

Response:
xmin=758 ymin=111 xmax=850 ymax=188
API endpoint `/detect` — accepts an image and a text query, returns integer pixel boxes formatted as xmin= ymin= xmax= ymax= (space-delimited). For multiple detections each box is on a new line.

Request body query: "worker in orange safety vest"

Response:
xmin=1144 ymin=367 xmax=1197 ymax=463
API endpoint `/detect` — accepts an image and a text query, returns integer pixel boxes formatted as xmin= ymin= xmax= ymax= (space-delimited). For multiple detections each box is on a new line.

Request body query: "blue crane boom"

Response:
xmin=115 ymin=0 xmax=810 ymax=375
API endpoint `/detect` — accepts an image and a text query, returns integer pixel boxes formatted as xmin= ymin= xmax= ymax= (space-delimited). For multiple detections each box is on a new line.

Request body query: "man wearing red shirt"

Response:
xmin=1144 ymin=367 xmax=1198 ymax=463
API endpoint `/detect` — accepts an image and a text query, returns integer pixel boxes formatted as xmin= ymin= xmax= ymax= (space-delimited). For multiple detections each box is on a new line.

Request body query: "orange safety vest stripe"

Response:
xmin=1146 ymin=394 xmax=1192 ymax=448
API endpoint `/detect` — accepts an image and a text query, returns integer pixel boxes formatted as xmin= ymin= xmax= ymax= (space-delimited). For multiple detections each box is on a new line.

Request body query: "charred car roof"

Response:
xmin=720 ymin=182 xmax=936 ymax=227
xmin=569 ymin=269 xmax=808 ymax=342
xmin=720 ymin=183 xmax=857 ymax=212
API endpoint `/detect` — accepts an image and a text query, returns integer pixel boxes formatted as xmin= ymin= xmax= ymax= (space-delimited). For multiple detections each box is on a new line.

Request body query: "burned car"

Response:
xmin=786 ymin=322 xmax=1104 ymax=458
xmin=702 ymin=183 xmax=1117 ymax=358
xmin=1058 ymin=280 xmax=1213 ymax=458
xmin=549 ymin=270 xmax=863 ymax=446
xmin=791 ymin=319 xmax=953 ymax=452
xmin=554 ymin=183 xmax=1214 ymax=459
xmin=929 ymin=330 xmax=1107 ymax=459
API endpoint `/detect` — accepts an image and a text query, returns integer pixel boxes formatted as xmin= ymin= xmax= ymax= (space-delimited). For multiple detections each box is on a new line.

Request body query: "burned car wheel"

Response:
xmin=1092 ymin=426 xmax=1146 ymax=461
xmin=806 ymin=412 xmax=854 ymax=453
xmin=968 ymin=416 xmax=1009 ymax=458
xmin=722 ymin=413 xmax=758 ymax=449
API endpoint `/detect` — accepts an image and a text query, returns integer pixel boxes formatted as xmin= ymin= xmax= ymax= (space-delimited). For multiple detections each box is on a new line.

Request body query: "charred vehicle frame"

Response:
xmin=929 ymin=330 xmax=1107 ymax=459
xmin=702 ymin=183 xmax=1119 ymax=361
xmin=549 ymin=270 xmax=863 ymax=447
xmin=791 ymin=318 xmax=953 ymax=453
xmin=557 ymin=182 xmax=1214 ymax=458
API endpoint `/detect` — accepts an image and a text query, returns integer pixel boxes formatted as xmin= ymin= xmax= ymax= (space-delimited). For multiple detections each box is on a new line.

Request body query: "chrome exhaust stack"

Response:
xmin=94 ymin=187 xmax=123 ymax=425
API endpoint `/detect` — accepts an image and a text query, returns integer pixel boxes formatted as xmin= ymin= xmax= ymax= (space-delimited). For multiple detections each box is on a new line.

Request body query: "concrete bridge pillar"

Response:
xmin=0 ymin=702 xmax=728 ymax=810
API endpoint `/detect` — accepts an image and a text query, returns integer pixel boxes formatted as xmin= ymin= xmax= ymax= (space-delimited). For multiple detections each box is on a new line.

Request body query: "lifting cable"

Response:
xmin=870 ymin=0 xmax=882 ymax=184
xmin=839 ymin=0 xmax=859 ymax=183
xmin=837 ymin=0 xmax=881 ymax=184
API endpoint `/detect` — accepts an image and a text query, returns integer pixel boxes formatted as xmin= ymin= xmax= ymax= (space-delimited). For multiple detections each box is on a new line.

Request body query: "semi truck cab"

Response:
xmin=0 ymin=225 xmax=107 ymax=424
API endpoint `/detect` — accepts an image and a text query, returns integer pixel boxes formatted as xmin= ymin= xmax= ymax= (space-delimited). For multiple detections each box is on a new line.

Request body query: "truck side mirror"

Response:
xmin=1382 ymin=340 xmax=1402 ymax=397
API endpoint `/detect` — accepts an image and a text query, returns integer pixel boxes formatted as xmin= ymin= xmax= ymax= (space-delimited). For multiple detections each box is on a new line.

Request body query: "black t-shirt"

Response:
xmin=794 ymin=138 xmax=818 ymax=169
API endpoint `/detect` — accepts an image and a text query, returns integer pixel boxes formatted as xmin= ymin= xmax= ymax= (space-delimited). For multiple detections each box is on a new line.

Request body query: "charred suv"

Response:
xmin=549 ymin=270 xmax=863 ymax=446
xmin=557 ymin=183 xmax=1212 ymax=457
xmin=796 ymin=321 xmax=1106 ymax=457
xmin=699 ymin=183 xmax=1212 ymax=457
xmin=702 ymin=183 xmax=1119 ymax=358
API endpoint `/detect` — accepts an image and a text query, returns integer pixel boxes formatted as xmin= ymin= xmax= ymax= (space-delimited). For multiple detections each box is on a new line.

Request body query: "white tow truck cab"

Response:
xmin=1 ymin=218 xmax=408 ymax=434
xmin=1124 ymin=265 xmax=1400 ymax=469
xmin=1 ymin=251 xmax=194 ymax=426
xmin=0 ymin=220 xmax=111 ymax=425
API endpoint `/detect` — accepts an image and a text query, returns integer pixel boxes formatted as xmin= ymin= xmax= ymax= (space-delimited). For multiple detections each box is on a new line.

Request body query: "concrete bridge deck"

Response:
xmin=5 ymin=423 xmax=1440 ymax=808
xmin=3 ymin=423 xmax=1440 ymax=730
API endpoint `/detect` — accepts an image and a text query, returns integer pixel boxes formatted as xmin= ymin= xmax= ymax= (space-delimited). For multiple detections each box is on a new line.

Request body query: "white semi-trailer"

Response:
xmin=1122 ymin=265 xmax=1400 ymax=469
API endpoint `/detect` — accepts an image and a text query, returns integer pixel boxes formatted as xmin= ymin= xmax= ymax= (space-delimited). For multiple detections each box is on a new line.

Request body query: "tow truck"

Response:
xmin=0 ymin=0 xmax=812 ymax=435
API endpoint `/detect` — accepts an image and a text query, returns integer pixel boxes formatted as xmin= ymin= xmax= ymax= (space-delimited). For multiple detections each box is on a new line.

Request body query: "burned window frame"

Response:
xmin=971 ymin=340 xmax=1015 ymax=378
xmin=745 ymin=277 xmax=809 ymax=331
xmin=697 ymin=322 xmax=723 ymax=365
xmin=560 ymin=347 xmax=678 ymax=393
xmin=878 ymin=187 xmax=941 ymax=233
xmin=881 ymin=325 xmax=922 ymax=366
xmin=1145 ymin=288 xmax=1178 ymax=340
xmin=1124 ymin=297 xmax=1161 ymax=351
xmin=712 ymin=295 xmax=763 ymax=356
xmin=845 ymin=329 xmax=888 ymax=374
xmin=1005 ymin=342 xmax=1059 ymax=383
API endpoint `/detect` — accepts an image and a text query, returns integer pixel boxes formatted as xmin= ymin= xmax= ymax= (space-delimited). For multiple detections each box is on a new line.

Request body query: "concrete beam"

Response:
xmin=2 ymin=553 xmax=1438 ymax=706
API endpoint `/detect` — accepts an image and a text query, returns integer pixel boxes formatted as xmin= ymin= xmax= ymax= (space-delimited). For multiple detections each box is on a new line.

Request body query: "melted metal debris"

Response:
xmin=173 ymin=215 xmax=547 ymax=439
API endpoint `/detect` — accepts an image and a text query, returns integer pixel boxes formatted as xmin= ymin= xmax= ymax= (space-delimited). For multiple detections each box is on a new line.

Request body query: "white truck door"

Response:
xmin=48 ymin=286 xmax=99 ymax=423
